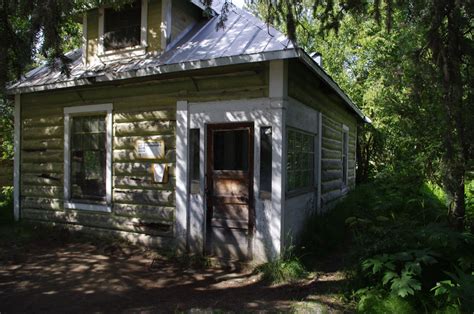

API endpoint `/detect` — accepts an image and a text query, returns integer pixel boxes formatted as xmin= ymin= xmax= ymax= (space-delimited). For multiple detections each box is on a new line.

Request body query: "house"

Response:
xmin=7 ymin=0 xmax=369 ymax=262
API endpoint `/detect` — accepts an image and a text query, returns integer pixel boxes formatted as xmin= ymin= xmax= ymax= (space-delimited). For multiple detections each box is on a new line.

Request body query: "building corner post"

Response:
xmin=13 ymin=94 xmax=21 ymax=222
xmin=175 ymin=100 xmax=189 ymax=252
xmin=269 ymin=60 xmax=288 ymax=259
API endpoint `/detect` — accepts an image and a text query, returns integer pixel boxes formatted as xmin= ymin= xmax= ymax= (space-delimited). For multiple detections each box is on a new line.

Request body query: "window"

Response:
xmin=260 ymin=127 xmax=272 ymax=198
xmin=71 ymin=116 xmax=106 ymax=201
xmin=103 ymin=1 xmax=141 ymax=51
xmin=189 ymin=129 xmax=200 ymax=194
xmin=287 ymin=128 xmax=315 ymax=193
xmin=213 ymin=130 xmax=249 ymax=171
xmin=64 ymin=104 xmax=113 ymax=212
xmin=342 ymin=125 xmax=349 ymax=186
xmin=97 ymin=0 xmax=148 ymax=58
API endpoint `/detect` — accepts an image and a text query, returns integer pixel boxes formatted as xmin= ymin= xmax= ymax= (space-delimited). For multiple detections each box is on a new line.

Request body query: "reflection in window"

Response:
xmin=189 ymin=129 xmax=200 ymax=193
xmin=104 ymin=1 xmax=141 ymax=51
xmin=70 ymin=115 xmax=107 ymax=202
xmin=287 ymin=128 xmax=314 ymax=192
xmin=260 ymin=127 xmax=272 ymax=196
xmin=213 ymin=130 xmax=249 ymax=171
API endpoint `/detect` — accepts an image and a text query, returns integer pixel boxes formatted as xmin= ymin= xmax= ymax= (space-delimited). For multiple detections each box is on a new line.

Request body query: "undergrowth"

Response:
xmin=299 ymin=175 xmax=474 ymax=313
xmin=256 ymin=246 xmax=308 ymax=284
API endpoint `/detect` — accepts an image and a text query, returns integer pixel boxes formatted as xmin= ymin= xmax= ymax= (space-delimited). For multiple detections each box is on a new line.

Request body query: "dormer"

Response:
xmin=83 ymin=0 xmax=204 ymax=65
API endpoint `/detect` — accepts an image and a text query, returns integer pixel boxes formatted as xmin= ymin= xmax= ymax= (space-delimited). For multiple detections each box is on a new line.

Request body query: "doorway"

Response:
xmin=206 ymin=123 xmax=254 ymax=260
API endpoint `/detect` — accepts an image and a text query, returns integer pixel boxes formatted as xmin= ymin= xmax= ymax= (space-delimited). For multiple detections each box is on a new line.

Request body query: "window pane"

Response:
xmin=189 ymin=129 xmax=200 ymax=182
xmin=260 ymin=127 xmax=272 ymax=194
xmin=104 ymin=1 xmax=141 ymax=51
xmin=286 ymin=128 xmax=315 ymax=192
xmin=213 ymin=129 xmax=249 ymax=171
xmin=70 ymin=115 xmax=107 ymax=202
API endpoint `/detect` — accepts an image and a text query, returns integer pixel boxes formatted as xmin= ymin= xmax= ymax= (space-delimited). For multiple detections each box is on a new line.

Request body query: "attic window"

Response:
xmin=103 ymin=1 xmax=141 ymax=51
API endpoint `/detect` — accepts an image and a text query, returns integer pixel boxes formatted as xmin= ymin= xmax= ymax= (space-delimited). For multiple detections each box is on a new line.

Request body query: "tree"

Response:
xmin=243 ymin=0 xmax=473 ymax=227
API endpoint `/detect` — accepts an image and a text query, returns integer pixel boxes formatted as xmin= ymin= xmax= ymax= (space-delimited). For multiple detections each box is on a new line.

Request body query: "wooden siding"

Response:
xmin=171 ymin=0 xmax=201 ymax=41
xmin=86 ymin=9 xmax=99 ymax=65
xmin=19 ymin=63 xmax=268 ymax=241
xmin=288 ymin=59 xmax=358 ymax=207
xmin=147 ymin=0 xmax=162 ymax=52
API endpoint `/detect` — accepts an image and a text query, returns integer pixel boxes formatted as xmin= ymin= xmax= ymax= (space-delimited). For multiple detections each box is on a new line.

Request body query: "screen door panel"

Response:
xmin=206 ymin=123 xmax=254 ymax=260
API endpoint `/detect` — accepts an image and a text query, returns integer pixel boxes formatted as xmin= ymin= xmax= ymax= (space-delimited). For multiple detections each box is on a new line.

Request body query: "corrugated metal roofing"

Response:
xmin=7 ymin=3 xmax=368 ymax=121
xmin=9 ymin=6 xmax=293 ymax=91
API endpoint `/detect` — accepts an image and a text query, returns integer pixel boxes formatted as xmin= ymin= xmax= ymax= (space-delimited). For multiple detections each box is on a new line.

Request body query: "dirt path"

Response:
xmin=0 ymin=226 xmax=350 ymax=313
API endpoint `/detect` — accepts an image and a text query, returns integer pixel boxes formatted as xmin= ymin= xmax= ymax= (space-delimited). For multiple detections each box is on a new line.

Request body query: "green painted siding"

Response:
xmin=19 ymin=63 xmax=268 ymax=241
xmin=288 ymin=59 xmax=359 ymax=207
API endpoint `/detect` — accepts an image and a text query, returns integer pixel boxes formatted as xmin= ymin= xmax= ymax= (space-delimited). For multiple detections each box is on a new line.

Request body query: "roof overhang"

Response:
xmin=7 ymin=48 xmax=370 ymax=123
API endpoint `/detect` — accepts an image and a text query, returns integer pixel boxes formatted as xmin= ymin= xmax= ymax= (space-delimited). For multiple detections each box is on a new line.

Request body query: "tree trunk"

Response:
xmin=439 ymin=0 xmax=466 ymax=229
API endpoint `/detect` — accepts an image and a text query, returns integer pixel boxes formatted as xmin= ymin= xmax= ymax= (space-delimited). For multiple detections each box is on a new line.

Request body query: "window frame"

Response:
xmin=97 ymin=0 xmax=148 ymax=60
xmin=342 ymin=124 xmax=349 ymax=186
xmin=64 ymin=104 xmax=113 ymax=213
xmin=286 ymin=127 xmax=316 ymax=196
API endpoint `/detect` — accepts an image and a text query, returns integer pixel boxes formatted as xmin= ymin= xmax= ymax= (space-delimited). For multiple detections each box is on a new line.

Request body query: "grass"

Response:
xmin=256 ymin=256 xmax=308 ymax=284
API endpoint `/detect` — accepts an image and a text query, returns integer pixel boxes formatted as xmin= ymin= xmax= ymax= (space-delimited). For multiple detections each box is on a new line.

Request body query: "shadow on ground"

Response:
xmin=0 ymin=224 xmax=349 ymax=313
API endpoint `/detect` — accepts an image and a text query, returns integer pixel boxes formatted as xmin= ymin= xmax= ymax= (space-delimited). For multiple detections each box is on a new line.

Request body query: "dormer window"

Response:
xmin=97 ymin=0 xmax=148 ymax=60
xmin=104 ymin=1 xmax=141 ymax=51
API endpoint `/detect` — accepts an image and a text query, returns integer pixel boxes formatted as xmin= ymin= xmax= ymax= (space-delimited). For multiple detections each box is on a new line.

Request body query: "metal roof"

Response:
xmin=7 ymin=4 xmax=368 ymax=122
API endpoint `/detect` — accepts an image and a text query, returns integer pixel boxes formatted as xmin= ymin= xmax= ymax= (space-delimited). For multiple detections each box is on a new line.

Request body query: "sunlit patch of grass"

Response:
xmin=256 ymin=256 xmax=308 ymax=284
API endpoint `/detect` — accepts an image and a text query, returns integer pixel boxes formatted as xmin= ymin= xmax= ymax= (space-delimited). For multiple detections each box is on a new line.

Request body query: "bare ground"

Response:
xmin=0 ymin=224 xmax=351 ymax=313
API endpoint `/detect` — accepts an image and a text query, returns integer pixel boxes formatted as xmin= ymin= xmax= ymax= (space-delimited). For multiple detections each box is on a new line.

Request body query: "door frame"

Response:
xmin=205 ymin=122 xmax=255 ymax=259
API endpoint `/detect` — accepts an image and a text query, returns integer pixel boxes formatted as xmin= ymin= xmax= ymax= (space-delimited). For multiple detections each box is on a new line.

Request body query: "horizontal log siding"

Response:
xmin=20 ymin=63 xmax=268 ymax=240
xmin=288 ymin=60 xmax=358 ymax=207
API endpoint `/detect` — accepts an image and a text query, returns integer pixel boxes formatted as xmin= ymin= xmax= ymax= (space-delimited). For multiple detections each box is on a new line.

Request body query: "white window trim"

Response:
xmin=342 ymin=124 xmax=350 ymax=187
xmin=98 ymin=0 xmax=148 ymax=61
xmin=64 ymin=103 xmax=113 ymax=213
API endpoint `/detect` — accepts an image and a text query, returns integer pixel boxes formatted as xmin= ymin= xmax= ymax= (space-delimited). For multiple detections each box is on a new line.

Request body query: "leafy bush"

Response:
xmin=355 ymin=288 xmax=416 ymax=314
xmin=300 ymin=175 xmax=474 ymax=311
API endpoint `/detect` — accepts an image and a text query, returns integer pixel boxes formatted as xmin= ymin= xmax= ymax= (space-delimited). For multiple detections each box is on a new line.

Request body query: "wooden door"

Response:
xmin=206 ymin=123 xmax=254 ymax=260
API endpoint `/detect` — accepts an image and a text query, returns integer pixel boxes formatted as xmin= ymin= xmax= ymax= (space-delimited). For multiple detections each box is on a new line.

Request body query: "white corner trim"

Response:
xmin=161 ymin=0 xmax=172 ymax=50
xmin=98 ymin=7 xmax=105 ymax=56
xmin=63 ymin=103 xmax=113 ymax=212
xmin=175 ymin=100 xmax=189 ymax=250
xmin=13 ymin=94 xmax=21 ymax=221
xmin=82 ymin=14 xmax=88 ymax=66
xmin=140 ymin=0 xmax=148 ymax=47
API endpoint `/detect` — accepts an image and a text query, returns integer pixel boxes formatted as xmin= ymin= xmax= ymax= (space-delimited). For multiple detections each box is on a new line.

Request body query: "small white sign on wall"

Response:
xmin=152 ymin=163 xmax=168 ymax=183
xmin=136 ymin=140 xmax=165 ymax=159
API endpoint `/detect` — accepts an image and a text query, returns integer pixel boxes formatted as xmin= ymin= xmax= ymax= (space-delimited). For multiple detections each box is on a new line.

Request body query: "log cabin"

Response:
xmin=7 ymin=0 xmax=370 ymax=262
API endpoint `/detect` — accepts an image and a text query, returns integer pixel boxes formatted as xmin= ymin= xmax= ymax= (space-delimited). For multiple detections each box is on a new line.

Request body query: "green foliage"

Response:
xmin=0 ymin=187 xmax=13 ymax=224
xmin=355 ymin=288 xmax=416 ymax=314
xmin=431 ymin=267 xmax=474 ymax=313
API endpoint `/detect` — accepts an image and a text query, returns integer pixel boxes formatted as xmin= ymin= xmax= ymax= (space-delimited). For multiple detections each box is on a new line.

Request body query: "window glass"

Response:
xmin=104 ymin=1 xmax=141 ymax=51
xmin=342 ymin=130 xmax=349 ymax=185
xmin=70 ymin=115 xmax=107 ymax=202
xmin=189 ymin=129 xmax=200 ymax=193
xmin=287 ymin=128 xmax=314 ymax=192
xmin=213 ymin=130 xmax=249 ymax=171
xmin=260 ymin=127 xmax=272 ymax=195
